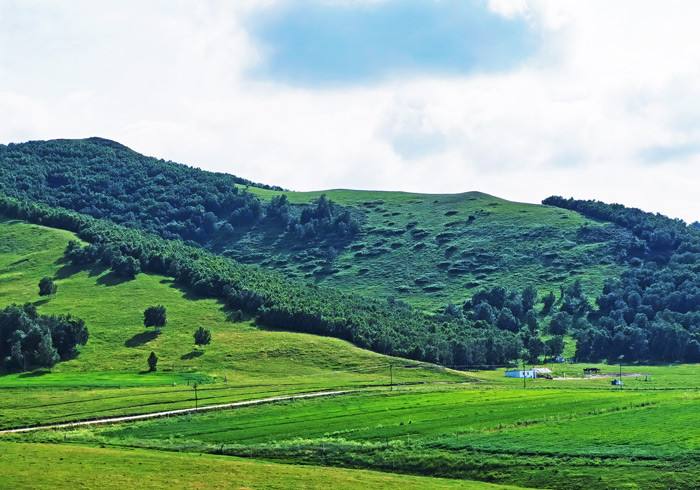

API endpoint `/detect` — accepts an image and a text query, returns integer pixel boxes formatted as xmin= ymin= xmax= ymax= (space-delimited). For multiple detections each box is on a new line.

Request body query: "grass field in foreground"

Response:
xmin=12 ymin=383 xmax=700 ymax=490
xmin=0 ymin=217 xmax=465 ymax=429
xmin=0 ymin=442 xmax=540 ymax=490
xmin=97 ymin=388 xmax=676 ymax=445
xmin=35 ymin=385 xmax=693 ymax=490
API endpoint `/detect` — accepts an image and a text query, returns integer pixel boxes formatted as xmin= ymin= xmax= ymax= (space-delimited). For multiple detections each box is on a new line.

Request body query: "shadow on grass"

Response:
xmin=88 ymin=263 xmax=110 ymax=278
xmin=54 ymin=264 xmax=81 ymax=280
xmin=181 ymin=350 xmax=204 ymax=360
xmin=18 ymin=370 xmax=50 ymax=378
xmin=53 ymin=256 xmax=70 ymax=266
xmin=96 ymin=271 xmax=132 ymax=287
xmin=125 ymin=330 xmax=158 ymax=347
xmin=32 ymin=299 xmax=50 ymax=307
xmin=164 ymin=279 xmax=215 ymax=302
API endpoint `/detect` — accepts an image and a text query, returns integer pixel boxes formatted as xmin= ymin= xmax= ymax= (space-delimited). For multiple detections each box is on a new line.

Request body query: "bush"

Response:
xmin=38 ymin=277 xmax=57 ymax=297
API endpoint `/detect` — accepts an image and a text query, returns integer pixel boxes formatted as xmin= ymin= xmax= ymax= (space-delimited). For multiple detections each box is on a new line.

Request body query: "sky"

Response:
xmin=1 ymin=0 xmax=700 ymax=222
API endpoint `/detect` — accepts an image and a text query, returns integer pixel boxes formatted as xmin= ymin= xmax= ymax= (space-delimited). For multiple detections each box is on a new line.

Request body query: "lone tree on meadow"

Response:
xmin=147 ymin=351 xmax=158 ymax=372
xmin=144 ymin=305 xmax=167 ymax=331
xmin=194 ymin=327 xmax=212 ymax=347
xmin=38 ymin=277 xmax=57 ymax=297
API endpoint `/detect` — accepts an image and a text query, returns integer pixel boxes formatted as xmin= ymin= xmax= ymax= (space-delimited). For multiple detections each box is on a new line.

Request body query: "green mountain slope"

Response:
xmin=0 ymin=217 xmax=464 ymax=428
xmin=246 ymin=188 xmax=629 ymax=311
xmin=0 ymin=138 xmax=630 ymax=312
xmin=3 ymin=138 xmax=700 ymax=364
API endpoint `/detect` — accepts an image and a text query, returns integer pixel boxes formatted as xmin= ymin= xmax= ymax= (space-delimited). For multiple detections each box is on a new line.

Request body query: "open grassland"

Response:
xmin=0 ymin=442 xmax=540 ymax=490
xmin=10 ymin=381 xmax=700 ymax=490
xmin=0 ymin=217 xmax=465 ymax=429
xmin=245 ymin=189 xmax=626 ymax=311
xmin=95 ymin=388 xmax=675 ymax=445
xmin=24 ymin=383 xmax=693 ymax=490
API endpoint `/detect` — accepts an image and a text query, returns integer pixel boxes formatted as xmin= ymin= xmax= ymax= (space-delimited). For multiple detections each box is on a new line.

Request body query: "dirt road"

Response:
xmin=0 ymin=390 xmax=351 ymax=435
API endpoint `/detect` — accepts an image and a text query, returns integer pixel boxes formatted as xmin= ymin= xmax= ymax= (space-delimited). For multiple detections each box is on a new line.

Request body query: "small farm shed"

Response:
xmin=505 ymin=369 xmax=537 ymax=378
xmin=583 ymin=367 xmax=601 ymax=375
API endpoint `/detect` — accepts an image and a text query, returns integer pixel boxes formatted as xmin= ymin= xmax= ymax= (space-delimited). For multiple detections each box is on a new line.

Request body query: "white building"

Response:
xmin=505 ymin=367 xmax=553 ymax=378
xmin=505 ymin=369 xmax=537 ymax=378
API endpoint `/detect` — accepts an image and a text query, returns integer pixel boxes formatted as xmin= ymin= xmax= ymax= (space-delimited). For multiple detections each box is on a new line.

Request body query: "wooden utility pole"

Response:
xmin=194 ymin=383 xmax=199 ymax=409
xmin=619 ymin=363 xmax=623 ymax=389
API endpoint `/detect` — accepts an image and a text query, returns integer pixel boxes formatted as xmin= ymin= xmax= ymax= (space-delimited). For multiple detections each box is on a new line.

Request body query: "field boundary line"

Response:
xmin=0 ymin=390 xmax=352 ymax=435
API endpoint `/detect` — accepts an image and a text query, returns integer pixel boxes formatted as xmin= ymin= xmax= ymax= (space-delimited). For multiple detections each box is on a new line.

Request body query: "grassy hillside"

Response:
xmin=0 ymin=217 xmax=464 ymax=428
xmin=4 ymin=139 xmax=700 ymax=365
xmin=245 ymin=188 xmax=628 ymax=311
xmin=0 ymin=138 xmax=631 ymax=312
xmin=3 ymin=215 xmax=700 ymax=489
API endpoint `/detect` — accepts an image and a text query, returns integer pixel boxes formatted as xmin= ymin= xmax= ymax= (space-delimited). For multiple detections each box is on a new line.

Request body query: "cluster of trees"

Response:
xmin=0 ymin=304 xmax=88 ymax=371
xmin=545 ymin=196 xmax=700 ymax=362
xmin=0 ymin=138 xmax=360 ymax=257
xmin=65 ymin=240 xmax=141 ymax=279
xmin=0 ymin=194 xmax=519 ymax=366
xmin=139 ymin=305 xmax=211 ymax=372
xmin=543 ymin=196 xmax=688 ymax=260
xmin=456 ymin=285 xmax=566 ymax=363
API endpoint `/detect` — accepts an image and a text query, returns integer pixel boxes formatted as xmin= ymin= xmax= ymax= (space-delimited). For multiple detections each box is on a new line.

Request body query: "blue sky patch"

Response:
xmin=246 ymin=0 xmax=540 ymax=85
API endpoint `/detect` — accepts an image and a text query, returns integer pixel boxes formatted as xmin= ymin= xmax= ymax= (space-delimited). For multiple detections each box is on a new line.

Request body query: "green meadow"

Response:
xmin=0 ymin=217 xmax=464 ymax=430
xmin=10 ymin=384 xmax=700 ymax=490
xmin=0 ymin=442 xmax=539 ymax=490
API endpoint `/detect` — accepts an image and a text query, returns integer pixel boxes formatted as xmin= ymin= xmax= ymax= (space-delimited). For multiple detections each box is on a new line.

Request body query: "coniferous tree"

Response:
xmin=147 ymin=351 xmax=158 ymax=372
xmin=194 ymin=327 xmax=212 ymax=347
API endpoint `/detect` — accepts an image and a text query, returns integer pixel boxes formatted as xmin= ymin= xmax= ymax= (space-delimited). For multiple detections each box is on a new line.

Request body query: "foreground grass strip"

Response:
xmin=0 ymin=442 xmax=541 ymax=490
xmin=0 ymin=390 xmax=351 ymax=434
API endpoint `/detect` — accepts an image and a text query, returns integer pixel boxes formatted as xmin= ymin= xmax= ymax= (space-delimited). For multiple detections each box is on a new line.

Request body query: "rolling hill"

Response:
xmin=3 ymin=139 xmax=700 ymax=490
xmin=0 ymin=137 xmax=630 ymax=312
xmin=3 ymin=137 xmax=700 ymax=366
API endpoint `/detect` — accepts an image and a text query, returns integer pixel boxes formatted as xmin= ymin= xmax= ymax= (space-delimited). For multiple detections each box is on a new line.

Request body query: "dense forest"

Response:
xmin=0 ymin=138 xmax=361 ymax=265
xmin=543 ymin=196 xmax=700 ymax=362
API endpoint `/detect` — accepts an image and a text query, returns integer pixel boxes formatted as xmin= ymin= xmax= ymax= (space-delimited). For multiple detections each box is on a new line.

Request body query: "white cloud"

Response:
xmin=1 ymin=1 xmax=700 ymax=222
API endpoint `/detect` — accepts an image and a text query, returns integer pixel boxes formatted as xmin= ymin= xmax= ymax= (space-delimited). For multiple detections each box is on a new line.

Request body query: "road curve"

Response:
xmin=0 ymin=390 xmax=352 ymax=435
